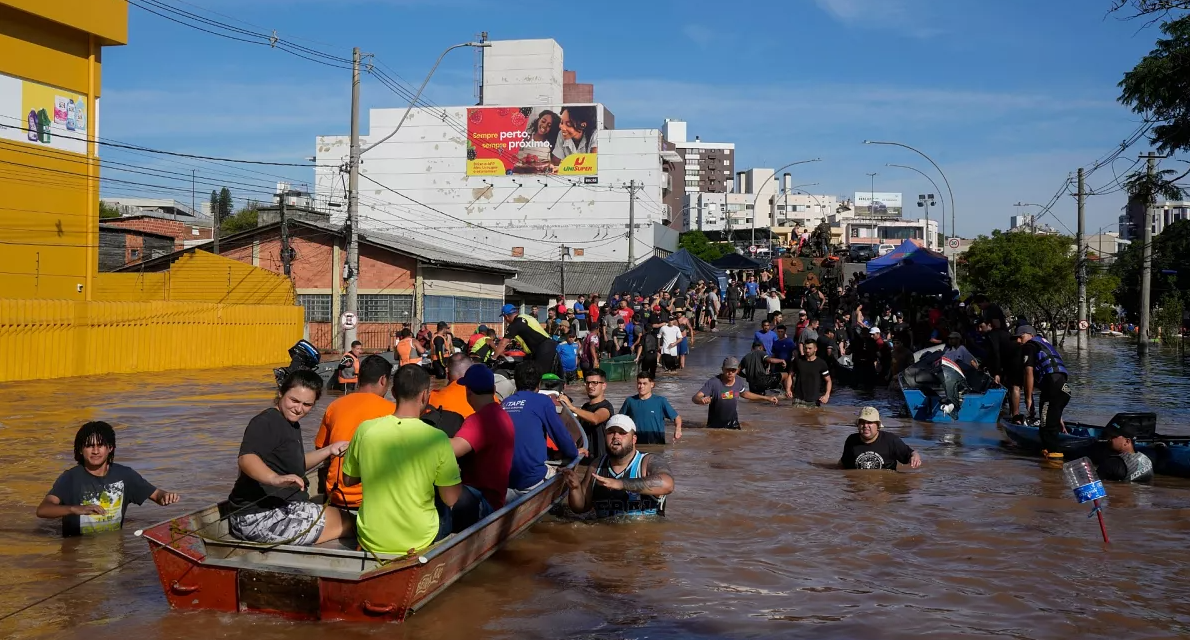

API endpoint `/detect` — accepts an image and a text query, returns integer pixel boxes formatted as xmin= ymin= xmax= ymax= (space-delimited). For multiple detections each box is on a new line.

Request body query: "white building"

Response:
xmin=680 ymin=192 xmax=726 ymax=232
xmin=662 ymin=119 xmax=734 ymax=195
xmin=840 ymin=216 xmax=940 ymax=247
xmin=1086 ymin=232 xmax=1130 ymax=265
xmin=314 ymin=39 xmax=675 ymax=263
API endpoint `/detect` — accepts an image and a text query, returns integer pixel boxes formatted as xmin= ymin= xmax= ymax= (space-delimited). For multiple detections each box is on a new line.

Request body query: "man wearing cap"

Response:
xmin=1097 ymin=421 xmax=1153 ymax=483
xmin=449 ymin=365 xmax=515 ymax=529
xmin=1015 ymin=325 xmax=1070 ymax=459
xmin=941 ymin=331 xmax=978 ymax=368
xmin=693 ymin=356 xmax=779 ymax=430
xmin=467 ymin=325 xmax=490 ymax=353
xmin=561 ymin=414 xmax=674 ymax=518
xmin=840 ymin=407 xmax=922 ymax=470
xmin=502 ymin=362 xmax=580 ymax=501
xmin=499 ymin=303 xmax=559 ymax=377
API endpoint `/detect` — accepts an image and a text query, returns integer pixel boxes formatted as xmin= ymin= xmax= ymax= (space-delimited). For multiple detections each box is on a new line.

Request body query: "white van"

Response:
xmin=877 ymin=243 xmax=897 ymax=257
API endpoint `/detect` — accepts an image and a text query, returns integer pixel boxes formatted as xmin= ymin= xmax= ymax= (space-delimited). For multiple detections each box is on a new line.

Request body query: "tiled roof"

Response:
xmin=501 ymin=260 xmax=627 ymax=297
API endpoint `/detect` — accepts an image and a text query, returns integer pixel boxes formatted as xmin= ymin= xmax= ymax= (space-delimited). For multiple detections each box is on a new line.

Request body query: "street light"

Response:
xmin=362 ymin=40 xmax=492 ymax=155
xmin=864 ymin=140 xmax=956 ymax=241
xmin=1014 ymin=202 xmax=1046 ymax=234
xmin=887 ymin=163 xmax=946 ymax=248
xmin=751 ymin=158 xmax=822 ymax=249
xmin=866 ymin=172 xmax=878 ymax=216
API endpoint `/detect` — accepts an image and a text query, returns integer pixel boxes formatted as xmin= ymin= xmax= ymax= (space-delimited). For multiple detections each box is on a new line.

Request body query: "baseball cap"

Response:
xmin=1013 ymin=325 xmax=1036 ymax=337
xmin=501 ymin=303 xmax=517 ymax=315
xmin=722 ymin=356 xmax=740 ymax=370
xmin=459 ymin=365 xmax=495 ymax=394
xmin=1103 ymin=420 xmax=1138 ymax=440
xmin=606 ymin=414 xmax=637 ymax=433
xmin=948 ymin=331 xmax=962 ymax=340
xmin=477 ymin=324 xmax=489 ymax=334
xmin=869 ymin=326 xmax=882 ymax=335
xmin=857 ymin=406 xmax=881 ymax=423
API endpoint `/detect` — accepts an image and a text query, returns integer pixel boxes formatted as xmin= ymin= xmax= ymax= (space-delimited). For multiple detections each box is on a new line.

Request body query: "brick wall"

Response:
xmin=98 ymin=228 xmax=175 ymax=271
xmin=103 ymin=217 xmax=212 ymax=249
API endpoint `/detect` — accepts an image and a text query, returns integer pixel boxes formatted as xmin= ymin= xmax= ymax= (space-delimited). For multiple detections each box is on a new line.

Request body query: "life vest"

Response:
xmin=593 ymin=451 xmax=665 ymax=518
xmin=431 ymin=333 xmax=452 ymax=363
xmin=1028 ymin=335 xmax=1068 ymax=378
xmin=337 ymin=352 xmax=360 ymax=384
xmin=395 ymin=338 xmax=418 ymax=366
xmin=467 ymin=332 xmax=485 ymax=351
xmin=511 ymin=315 xmax=551 ymax=354
xmin=470 ymin=336 xmax=493 ymax=363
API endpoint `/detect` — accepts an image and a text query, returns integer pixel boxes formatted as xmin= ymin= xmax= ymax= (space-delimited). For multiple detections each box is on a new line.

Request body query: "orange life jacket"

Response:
xmin=396 ymin=338 xmax=418 ymax=366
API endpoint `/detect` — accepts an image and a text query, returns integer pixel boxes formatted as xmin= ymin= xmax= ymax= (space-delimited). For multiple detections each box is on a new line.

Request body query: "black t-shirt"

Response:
xmin=640 ymin=330 xmax=659 ymax=354
xmin=423 ymin=406 xmax=465 ymax=438
xmin=840 ymin=431 xmax=915 ymax=470
xmin=229 ymin=408 xmax=309 ymax=514
xmin=674 ymin=295 xmax=688 ymax=311
xmin=579 ymin=399 xmax=614 ymax=463
xmin=816 ymin=335 xmax=839 ymax=359
xmin=740 ymin=350 xmax=770 ymax=386
xmin=655 ymin=309 xmax=672 ymax=325
xmin=792 ymin=356 xmax=831 ymax=403
xmin=507 ymin=316 xmax=552 ymax=355
xmin=49 ymin=464 xmax=156 ymax=537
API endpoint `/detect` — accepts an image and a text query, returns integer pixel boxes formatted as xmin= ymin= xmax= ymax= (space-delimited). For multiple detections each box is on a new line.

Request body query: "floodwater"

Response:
xmin=3 ymin=327 xmax=1190 ymax=639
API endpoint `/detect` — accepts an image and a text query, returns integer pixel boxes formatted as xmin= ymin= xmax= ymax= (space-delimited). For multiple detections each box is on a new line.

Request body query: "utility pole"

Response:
xmin=560 ymin=244 xmax=567 ymax=305
xmin=345 ymin=47 xmax=361 ymax=351
xmin=1076 ymin=167 xmax=1087 ymax=352
xmin=190 ymin=169 xmax=195 ymax=223
xmin=1138 ymin=153 xmax=1160 ymax=356
xmin=625 ymin=180 xmax=639 ymax=267
xmin=280 ymin=189 xmax=292 ymax=277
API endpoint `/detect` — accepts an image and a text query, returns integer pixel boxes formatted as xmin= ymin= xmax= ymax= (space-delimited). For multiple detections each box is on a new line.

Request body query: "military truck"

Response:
xmin=770 ymin=221 xmax=843 ymax=313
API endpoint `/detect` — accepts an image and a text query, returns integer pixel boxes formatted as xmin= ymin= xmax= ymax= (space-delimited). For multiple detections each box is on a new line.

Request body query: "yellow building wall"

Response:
xmin=0 ymin=2 xmax=123 ymax=301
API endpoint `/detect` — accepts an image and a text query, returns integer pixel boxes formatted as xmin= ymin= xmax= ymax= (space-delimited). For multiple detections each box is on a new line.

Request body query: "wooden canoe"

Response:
xmin=139 ymin=457 xmax=578 ymax=622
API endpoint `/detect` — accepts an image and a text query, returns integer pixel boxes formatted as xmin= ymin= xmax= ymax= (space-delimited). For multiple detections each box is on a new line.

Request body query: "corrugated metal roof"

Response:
xmin=505 ymin=278 xmax=558 ymax=296
xmin=501 ymin=260 xmax=627 ymax=297
xmin=357 ymin=227 xmax=515 ymax=275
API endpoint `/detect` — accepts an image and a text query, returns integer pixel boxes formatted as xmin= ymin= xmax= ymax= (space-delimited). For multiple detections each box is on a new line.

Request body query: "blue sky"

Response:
xmin=100 ymin=0 xmax=1177 ymax=237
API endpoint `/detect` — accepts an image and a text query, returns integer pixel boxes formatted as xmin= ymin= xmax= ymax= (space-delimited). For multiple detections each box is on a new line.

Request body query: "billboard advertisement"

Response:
xmin=0 ymin=73 xmax=88 ymax=155
xmin=854 ymin=192 xmax=902 ymax=217
xmin=466 ymin=105 xmax=599 ymax=177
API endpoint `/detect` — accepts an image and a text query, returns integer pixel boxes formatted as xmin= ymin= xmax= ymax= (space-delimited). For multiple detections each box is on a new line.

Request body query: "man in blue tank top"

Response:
xmin=1014 ymin=325 xmax=1070 ymax=459
xmin=561 ymin=414 xmax=674 ymax=518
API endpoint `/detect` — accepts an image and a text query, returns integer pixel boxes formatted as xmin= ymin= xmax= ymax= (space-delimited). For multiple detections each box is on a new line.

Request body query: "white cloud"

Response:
xmin=682 ymin=24 xmax=718 ymax=48
xmin=813 ymin=0 xmax=943 ymax=38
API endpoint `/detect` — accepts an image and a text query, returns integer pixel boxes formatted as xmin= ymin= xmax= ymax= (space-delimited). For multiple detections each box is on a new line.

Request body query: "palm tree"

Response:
xmin=1124 ymin=167 xmax=1185 ymax=206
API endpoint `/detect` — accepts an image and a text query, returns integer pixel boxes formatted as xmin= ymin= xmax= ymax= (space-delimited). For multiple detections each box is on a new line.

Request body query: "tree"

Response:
xmin=960 ymin=231 xmax=1082 ymax=342
xmin=678 ymin=230 xmax=731 ymax=262
xmin=220 ymin=206 xmax=258 ymax=236
xmin=217 ymin=187 xmax=233 ymax=224
xmin=99 ymin=201 xmax=121 ymax=219
xmin=209 ymin=190 xmax=218 ymax=222
xmin=1111 ymin=218 xmax=1190 ymax=318
xmin=1118 ymin=10 xmax=1190 ymax=158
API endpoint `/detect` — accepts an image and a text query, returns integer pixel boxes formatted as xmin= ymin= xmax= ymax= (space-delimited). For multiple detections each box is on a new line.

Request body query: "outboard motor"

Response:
xmin=273 ymin=339 xmax=321 ymax=387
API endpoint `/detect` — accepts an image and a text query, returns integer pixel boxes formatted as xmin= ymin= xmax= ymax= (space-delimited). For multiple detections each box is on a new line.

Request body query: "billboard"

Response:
xmin=0 ymin=72 xmax=88 ymax=155
xmin=466 ymin=105 xmax=599 ymax=177
xmin=854 ymin=192 xmax=902 ymax=217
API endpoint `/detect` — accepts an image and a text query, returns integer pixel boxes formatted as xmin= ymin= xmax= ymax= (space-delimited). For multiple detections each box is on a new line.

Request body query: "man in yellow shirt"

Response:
xmin=313 ymin=355 xmax=395 ymax=509
xmin=342 ymin=364 xmax=462 ymax=554
xmin=427 ymin=353 xmax=476 ymax=419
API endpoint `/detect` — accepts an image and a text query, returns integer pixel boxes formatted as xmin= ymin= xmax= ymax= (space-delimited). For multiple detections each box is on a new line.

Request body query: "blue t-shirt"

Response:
xmin=619 ymin=394 xmax=679 ymax=445
xmin=624 ymin=322 xmax=637 ymax=347
xmin=772 ymin=337 xmax=796 ymax=363
xmin=573 ymin=302 xmax=586 ymax=320
xmin=754 ymin=329 xmax=777 ymax=355
xmin=557 ymin=342 xmax=579 ymax=372
xmin=502 ymin=391 xmax=578 ymax=489
xmin=745 ymin=282 xmax=759 ymax=297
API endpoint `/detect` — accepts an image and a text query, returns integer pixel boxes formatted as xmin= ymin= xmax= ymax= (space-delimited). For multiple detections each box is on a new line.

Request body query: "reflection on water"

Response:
xmin=2 ymin=334 xmax=1190 ymax=638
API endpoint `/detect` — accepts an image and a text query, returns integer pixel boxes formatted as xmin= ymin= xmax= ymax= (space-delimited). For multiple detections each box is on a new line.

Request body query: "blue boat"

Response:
xmin=901 ymin=386 xmax=1007 ymax=423
xmin=1000 ymin=413 xmax=1190 ymax=479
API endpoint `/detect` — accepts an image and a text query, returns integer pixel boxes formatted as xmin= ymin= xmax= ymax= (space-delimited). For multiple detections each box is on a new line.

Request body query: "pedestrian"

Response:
xmin=620 ymin=372 xmax=682 ymax=444
xmin=561 ymin=414 xmax=674 ymax=518
xmin=839 ymin=407 xmax=921 ymax=470
xmin=559 ymin=367 xmax=613 ymax=463
xmin=659 ymin=317 xmax=683 ymax=372
xmin=1015 ymin=325 xmax=1070 ymax=460
xmin=634 ymin=323 xmax=660 ymax=379
xmin=790 ymin=338 xmax=832 ymax=406
xmin=691 ymin=356 xmax=779 ymax=430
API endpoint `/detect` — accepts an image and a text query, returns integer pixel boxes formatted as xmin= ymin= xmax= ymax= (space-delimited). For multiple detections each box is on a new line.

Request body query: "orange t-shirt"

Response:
xmin=314 ymin=392 xmax=396 ymax=508
xmin=427 ymin=381 xmax=475 ymax=420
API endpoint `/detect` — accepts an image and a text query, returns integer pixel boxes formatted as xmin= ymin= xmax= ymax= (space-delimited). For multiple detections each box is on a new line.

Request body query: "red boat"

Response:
xmin=138 ymin=457 xmax=578 ymax=622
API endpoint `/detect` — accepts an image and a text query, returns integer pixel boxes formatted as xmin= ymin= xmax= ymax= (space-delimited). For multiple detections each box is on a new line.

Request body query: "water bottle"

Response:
xmin=1062 ymin=457 xmax=1107 ymax=503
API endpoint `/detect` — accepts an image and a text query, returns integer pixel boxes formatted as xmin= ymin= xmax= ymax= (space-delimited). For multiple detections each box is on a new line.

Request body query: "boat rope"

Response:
xmin=0 ymin=483 xmax=307 ymax=623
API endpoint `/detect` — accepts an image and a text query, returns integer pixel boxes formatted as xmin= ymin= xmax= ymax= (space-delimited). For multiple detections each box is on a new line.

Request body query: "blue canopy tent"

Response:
xmin=857 ymin=259 xmax=955 ymax=297
xmin=665 ymin=249 xmax=729 ymax=292
xmin=712 ymin=252 xmax=765 ymax=271
xmin=865 ymin=239 xmax=948 ymax=274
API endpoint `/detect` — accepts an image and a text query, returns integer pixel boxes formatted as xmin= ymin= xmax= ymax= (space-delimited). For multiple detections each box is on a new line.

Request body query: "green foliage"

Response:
xmin=961 ymin=231 xmax=1081 ymax=338
xmin=1111 ymin=218 xmax=1190 ymax=319
xmin=678 ymin=230 xmax=731 ymax=262
xmin=209 ymin=190 xmax=218 ymax=221
xmin=1152 ymin=291 xmax=1185 ymax=343
xmin=1118 ymin=14 xmax=1190 ymax=155
xmin=220 ymin=207 xmax=258 ymax=236
xmin=217 ymin=187 xmax=234 ymax=223
xmin=99 ymin=202 xmax=121 ymax=219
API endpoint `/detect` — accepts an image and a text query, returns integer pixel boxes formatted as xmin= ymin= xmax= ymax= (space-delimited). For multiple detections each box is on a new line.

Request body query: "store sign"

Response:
xmin=0 ymin=73 xmax=89 ymax=155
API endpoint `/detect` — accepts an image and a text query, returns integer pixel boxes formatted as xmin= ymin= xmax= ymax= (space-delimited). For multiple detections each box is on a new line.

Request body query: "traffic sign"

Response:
xmin=340 ymin=312 xmax=357 ymax=331
xmin=947 ymin=237 xmax=960 ymax=250
xmin=749 ymin=245 xmax=758 ymax=253
xmin=1078 ymin=320 xmax=1089 ymax=331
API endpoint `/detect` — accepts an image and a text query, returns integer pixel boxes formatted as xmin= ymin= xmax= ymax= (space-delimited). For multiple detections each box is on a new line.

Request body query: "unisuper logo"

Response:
xmin=559 ymin=153 xmax=597 ymax=174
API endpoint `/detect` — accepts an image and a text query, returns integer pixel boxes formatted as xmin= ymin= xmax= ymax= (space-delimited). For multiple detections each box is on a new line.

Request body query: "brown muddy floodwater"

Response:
xmin=3 ymin=325 xmax=1190 ymax=639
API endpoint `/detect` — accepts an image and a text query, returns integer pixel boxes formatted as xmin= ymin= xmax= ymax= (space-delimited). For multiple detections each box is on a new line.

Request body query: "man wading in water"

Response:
xmin=561 ymin=415 xmax=674 ymax=518
xmin=692 ymin=356 xmax=778 ymax=430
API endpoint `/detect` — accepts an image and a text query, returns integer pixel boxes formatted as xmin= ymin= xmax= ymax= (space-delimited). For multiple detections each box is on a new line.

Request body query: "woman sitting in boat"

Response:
xmin=227 ymin=370 xmax=355 ymax=546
